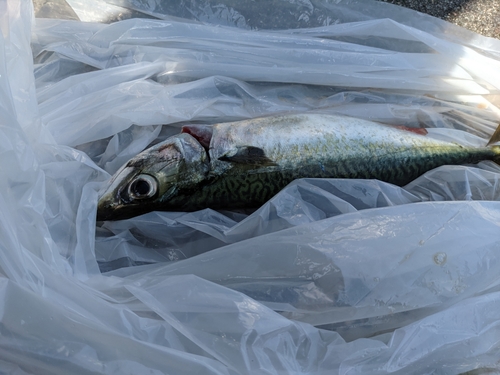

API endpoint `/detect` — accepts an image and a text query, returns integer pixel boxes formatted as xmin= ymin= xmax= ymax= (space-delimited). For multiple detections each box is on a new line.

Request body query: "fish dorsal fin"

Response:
xmin=218 ymin=146 xmax=277 ymax=167
xmin=487 ymin=122 xmax=500 ymax=146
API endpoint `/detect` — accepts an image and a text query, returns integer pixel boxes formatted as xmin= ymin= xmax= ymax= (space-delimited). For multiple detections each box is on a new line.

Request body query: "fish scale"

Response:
xmin=97 ymin=113 xmax=500 ymax=220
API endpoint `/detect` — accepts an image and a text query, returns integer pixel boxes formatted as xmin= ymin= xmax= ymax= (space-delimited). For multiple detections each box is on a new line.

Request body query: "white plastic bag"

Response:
xmin=2 ymin=0 xmax=500 ymax=373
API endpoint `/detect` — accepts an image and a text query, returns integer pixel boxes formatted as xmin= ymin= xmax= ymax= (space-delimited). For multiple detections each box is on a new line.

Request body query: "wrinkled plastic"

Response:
xmin=2 ymin=0 xmax=500 ymax=373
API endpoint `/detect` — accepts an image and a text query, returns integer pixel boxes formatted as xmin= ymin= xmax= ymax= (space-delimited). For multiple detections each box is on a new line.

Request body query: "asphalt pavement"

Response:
xmin=378 ymin=0 xmax=500 ymax=39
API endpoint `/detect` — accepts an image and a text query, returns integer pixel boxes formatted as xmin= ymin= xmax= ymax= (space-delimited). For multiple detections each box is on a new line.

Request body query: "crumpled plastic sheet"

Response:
xmin=2 ymin=0 xmax=500 ymax=373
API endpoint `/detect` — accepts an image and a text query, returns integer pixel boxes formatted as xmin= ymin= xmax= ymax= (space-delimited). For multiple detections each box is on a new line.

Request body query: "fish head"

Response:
xmin=97 ymin=133 xmax=209 ymax=221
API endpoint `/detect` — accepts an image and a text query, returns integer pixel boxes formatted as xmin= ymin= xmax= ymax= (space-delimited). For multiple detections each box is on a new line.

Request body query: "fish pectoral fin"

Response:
xmin=218 ymin=146 xmax=277 ymax=167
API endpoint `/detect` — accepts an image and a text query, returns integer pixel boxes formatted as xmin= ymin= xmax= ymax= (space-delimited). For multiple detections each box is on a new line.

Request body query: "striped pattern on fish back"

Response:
xmin=178 ymin=145 xmax=495 ymax=210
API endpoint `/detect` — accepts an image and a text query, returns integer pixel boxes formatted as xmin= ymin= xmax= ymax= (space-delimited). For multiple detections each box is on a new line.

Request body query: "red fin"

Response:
xmin=394 ymin=125 xmax=428 ymax=136
xmin=182 ymin=125 xmax=213 ymax=151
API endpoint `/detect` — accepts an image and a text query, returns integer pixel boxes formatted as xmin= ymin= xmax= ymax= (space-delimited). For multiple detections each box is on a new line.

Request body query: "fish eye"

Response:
xmin=127 ymin=174 xmax=158 ymax=200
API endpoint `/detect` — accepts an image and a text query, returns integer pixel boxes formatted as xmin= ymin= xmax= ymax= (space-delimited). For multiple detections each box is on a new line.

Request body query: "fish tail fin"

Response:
xmin=492 ymin=145 xmax=500 ymax=164
xmin=487 ymin=122 xmax=500 ymax=146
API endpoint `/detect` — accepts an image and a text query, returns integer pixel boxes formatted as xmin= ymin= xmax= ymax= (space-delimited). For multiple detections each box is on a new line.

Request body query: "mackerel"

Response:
xmin=97 ymin=113 xmax=500 ymax=221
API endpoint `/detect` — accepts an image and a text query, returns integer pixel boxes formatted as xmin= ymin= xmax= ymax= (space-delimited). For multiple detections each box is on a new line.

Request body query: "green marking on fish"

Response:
xmin=97 ymin=113 xmax=500 ymax=221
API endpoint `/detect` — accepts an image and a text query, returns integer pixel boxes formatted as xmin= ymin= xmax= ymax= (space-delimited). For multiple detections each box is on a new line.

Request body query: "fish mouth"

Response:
xmin=96 ymin=200 xmax=152 ymax=221
xmin=96 ymin=201 xmax=118 ymax=222
xmin=96 ymin=193 xmax=122 ymax=221
xmin=97 ymin=188 xmax=156 ymax=221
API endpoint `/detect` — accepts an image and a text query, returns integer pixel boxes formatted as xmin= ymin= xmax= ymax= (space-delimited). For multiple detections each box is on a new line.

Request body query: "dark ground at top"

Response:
xmin=378 ymin=0 xmax=500 ymax=39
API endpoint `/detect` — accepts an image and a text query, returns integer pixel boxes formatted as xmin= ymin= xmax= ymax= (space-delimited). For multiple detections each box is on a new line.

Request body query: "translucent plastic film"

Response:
xmin=2 ymin=0 xmax=500 ymax=374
